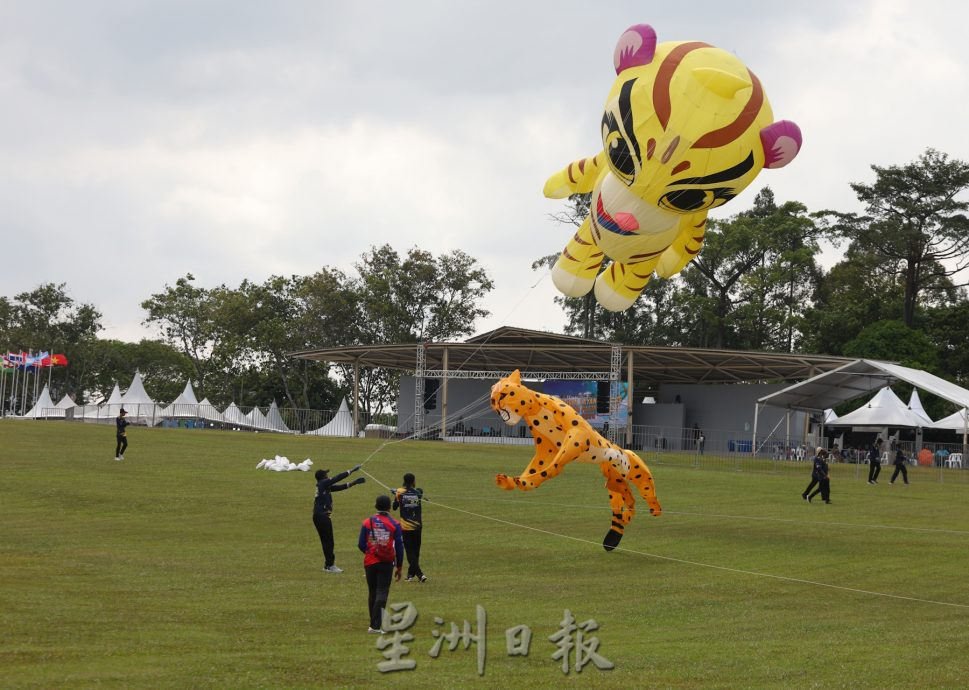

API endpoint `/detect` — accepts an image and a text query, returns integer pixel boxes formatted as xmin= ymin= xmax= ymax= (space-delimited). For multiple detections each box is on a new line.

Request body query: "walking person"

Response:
xmin=802 ymin=447 xmax=825 ymax=501
xmin=393 ymin=473 xmax=427 ymax=582
xmin=808 ymin=448 xmax=832 ymax=504
xmin=313 ymin=465 xmax=366 ymax=574
xmin=358 ymin=494 xmax=404 ymax=634
xmin=114 ymin=408 xmax=129 ymax=461
xmin=867 ymin=438 xmax=884 ymax=484
xmin=890 ymin=448 xmax=910 ymax=485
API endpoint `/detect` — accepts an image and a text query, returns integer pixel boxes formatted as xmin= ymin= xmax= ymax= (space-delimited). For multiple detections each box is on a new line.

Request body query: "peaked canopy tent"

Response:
xmin=934 ymin=409 xmax=969 ymax=431
xmin=265 ymin=401 xmax=291 ymax=433
xmin=119 ymin=371 xmax=157 ymax=424
xmin=222 ymin=402 xmax=249 ymax=427
xmin=244 ymin=407 xmax=269 ymax=430
xmin=908 ymin=389 xmax=934 ymax=426
xmin=307 ymin=398 xmax=354 ymax=437
xmin=827 ymin=387 xmax=929 ymax=428
xmin=159 ymin=381 xmax=200 ymax=419
xmin=99 ymin=383 xmax=124 ymax=418
xmin=196 ymin=398 xmax=225 ymax=425
xmin=754 ymin=359 xmax=969 ymax=453
xmin=20 ymin=385 xmax=58 ymax=418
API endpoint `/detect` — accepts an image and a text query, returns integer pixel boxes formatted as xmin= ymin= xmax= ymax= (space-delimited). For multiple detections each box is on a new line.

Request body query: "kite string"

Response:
xmin=416 ymin=495 xmax=969 ymax=610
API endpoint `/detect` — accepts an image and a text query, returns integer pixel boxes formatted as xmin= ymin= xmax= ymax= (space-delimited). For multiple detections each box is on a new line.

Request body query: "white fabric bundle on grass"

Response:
xmin=256 ymin=455 xmax=314 ymax=472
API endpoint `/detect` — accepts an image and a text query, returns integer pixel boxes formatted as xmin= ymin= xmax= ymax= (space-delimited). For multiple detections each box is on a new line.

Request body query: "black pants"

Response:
xmin=365 ymin=562 xmax=394 ymax=629
xmin=809 ymin=478 xmax=831 ymax=502
xmin=891 ymin=463 xmax=909 ymax=484
xmin=313 ymin=513 xmax=335 ymax=568
xmin=868 ymin=458 xmax=881 ymax=482
xmin=802 ymin=478 xmax=818 ymax=497
xmin=115 ymin=435 xmax=128 ymax=457
xmin=403 ymin=529 xmax=423 ymax=578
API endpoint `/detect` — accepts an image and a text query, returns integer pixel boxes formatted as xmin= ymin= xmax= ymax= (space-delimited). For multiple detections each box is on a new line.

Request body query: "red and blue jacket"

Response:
xmin=357 ymin=511 xmax=404 ymax=568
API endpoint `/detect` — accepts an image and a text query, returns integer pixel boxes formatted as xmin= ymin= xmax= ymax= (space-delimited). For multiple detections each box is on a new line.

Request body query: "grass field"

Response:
xmin=2 ymin=420 xmax=969 ymax=689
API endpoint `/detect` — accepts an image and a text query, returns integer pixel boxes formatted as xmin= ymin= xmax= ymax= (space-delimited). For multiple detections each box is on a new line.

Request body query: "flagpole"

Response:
xmin=10 ymin=355 xmax=18 ymax=416
xmin=0 ymin=359 xmax=6 ymax=418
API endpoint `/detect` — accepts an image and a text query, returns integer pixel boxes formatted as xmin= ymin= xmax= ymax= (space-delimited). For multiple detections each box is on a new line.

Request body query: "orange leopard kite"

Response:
xmin=490 ymin=370 xmax=661 ymax=550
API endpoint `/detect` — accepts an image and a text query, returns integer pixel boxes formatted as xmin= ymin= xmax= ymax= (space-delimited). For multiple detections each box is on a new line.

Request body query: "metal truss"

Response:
xmin=419 ymin=370 xmax=613 ymax=381
xmin=414 ymin=343 xmax=426 ymax=439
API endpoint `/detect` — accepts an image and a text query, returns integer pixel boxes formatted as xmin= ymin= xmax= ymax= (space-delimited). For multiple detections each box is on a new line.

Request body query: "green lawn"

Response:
xmin=2 ymin=420 xmax=969 ymax=689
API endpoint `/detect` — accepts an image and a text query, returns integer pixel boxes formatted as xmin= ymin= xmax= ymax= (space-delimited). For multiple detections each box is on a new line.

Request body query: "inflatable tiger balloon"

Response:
xmin=545 ymin=23 xmax=802 ymax=311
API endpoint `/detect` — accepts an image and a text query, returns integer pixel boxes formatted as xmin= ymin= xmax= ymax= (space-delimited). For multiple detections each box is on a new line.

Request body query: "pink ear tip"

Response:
xmin=761 ymin=120 xmax=802 ymax=169
xmin=614 ymin=24 xmax=657 ymax=74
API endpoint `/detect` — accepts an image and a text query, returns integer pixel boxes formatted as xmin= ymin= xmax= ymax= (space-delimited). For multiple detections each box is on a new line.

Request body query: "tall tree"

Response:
xmin=351 ymin=245 xmax=494 ymax=418
xmin=817 ymin=148 xmax=969 ymax=327
xmin=141 ymin=274 xmax=236 ymax=398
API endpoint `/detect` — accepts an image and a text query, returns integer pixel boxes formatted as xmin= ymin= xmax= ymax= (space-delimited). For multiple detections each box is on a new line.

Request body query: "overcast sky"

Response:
xmin=2 ymin=1 xmax=967 ymax=343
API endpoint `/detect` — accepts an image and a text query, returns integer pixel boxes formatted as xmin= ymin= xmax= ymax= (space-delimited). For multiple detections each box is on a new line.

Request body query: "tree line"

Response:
xmin=1 ymin=245 xmax=493 ymax=418
xmin=3 ymin=149 xmax=967 ymax=419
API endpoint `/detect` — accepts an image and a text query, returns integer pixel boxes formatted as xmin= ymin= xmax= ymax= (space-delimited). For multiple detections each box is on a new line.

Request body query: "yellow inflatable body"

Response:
xmin=545 ymin=23 xmax=802 ymax=311
xmin=490 ymin=370 xmax=661 ymax=551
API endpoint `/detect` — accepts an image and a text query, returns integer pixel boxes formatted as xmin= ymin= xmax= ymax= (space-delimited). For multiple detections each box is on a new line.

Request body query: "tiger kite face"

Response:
xmin=602 ymin=24 xmax=801 ymax=216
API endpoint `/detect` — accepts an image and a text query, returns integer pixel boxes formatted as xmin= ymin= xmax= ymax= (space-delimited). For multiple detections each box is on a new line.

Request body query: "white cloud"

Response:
xmin=2 ymin=1 xmax=968 ymax=343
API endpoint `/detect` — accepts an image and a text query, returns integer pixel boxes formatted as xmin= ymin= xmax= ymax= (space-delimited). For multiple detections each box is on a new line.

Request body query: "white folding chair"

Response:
xmin=945 ymin=453 xmax=963 ymax=469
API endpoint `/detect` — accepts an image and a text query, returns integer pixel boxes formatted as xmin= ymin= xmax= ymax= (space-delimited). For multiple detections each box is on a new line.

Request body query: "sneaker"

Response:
xmin=868 ymin=480 xmax=874 ymax=485
xmin=404 ymin=576 xmax=414 ymax=582
xmin=367 ymin=627 xmax=384 ymax=634
xmin=114 ymin=456 xmax=122 ymax=461
xmin=418 ymin=575 xmax=428 ymax=583
xmin=807 ymin=494 xmax=813 ymax=503
xmin=323 ymin=565 xmax=343 ymax=574
xmin=801 ymin=494 xmax=808 ymax=501
xmin=824 ymin=500 xmax=832 ymax=504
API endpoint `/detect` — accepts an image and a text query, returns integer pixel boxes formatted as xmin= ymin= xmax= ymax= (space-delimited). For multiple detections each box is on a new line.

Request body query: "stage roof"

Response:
xmin=291 ymin=326 xmax=853 ymax=386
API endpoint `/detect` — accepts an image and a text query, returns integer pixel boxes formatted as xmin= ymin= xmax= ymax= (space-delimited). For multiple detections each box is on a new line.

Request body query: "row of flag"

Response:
xmin=2 ymin=351 xmax=69 ymax=370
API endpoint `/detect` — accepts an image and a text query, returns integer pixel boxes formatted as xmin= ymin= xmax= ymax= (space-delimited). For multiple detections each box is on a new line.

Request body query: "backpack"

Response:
xmin=368 ymin=515 xmax=396 ymax=563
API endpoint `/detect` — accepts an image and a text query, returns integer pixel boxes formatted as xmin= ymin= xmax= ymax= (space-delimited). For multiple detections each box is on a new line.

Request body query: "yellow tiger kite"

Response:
xmin=490 ymin=370 xmax=661 ymax=551
xmin=545 ymin=23 xmax=802 ymax=311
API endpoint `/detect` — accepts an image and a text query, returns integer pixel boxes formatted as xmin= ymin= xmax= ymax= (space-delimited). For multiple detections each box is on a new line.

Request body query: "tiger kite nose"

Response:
xmin=613 ymin=212 xmax=639 ymax=232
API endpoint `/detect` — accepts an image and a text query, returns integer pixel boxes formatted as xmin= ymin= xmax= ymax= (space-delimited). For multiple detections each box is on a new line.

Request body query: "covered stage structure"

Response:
xmin=292 ymin=326 xmax=853 ymax=444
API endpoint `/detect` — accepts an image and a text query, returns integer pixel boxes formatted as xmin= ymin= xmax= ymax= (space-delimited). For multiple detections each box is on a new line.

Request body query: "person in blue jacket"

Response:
xmin=313 ymin=465 xmax=365 ymax=573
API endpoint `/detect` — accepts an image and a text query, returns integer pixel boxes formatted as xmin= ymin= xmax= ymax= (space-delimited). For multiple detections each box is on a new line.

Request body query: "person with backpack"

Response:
xmin=392 ymin=472 xmax=427 ymax=582
xmin=358 ymin=494 xmax=404 ymax=634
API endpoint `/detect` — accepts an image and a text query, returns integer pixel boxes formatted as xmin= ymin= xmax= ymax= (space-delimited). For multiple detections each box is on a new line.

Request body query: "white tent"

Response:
xmin=100 ymin=383 xmax=124 ymax=418
xmin=196 ymin=398 xmax=224 ymax=425
xmin=222 ymin=402 xmax=249 ymax=427
xmin=823 ymin=408 xmax=838 ymax=424
xmin=908 ymin=389 xmax=934 ymax=425
xmin=265 ymin=401 xmax=291 ymax=433
xmin=116 ymin=371 xmax=158 ymax=425
xmin=828 ymin=387 xmax=928 ymax=428
xmin=159 ymin=381 xmax=201 ymax=419
xmin=21 ymin=384 xmax=59 ymax=418
xmin=307 ymin=398 xmax=354 ymax=437
xmin=54 ymin=394 xmax=75 ymax=410
xmin=245 ymin=406 xmax=269 ymax=430
xmin=933 ymin=408 xmax=969 ymax=431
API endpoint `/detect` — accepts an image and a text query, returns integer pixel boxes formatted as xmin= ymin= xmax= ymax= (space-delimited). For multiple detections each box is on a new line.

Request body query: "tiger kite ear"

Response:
xmin=509 ymin=369 xmax=521 ymax=384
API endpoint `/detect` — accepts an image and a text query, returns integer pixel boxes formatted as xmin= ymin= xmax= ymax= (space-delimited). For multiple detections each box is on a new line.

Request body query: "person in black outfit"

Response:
xmin=808 ymin=449 xmax=831 ymax=504
xmin=114 ymin=408 xmax=129 ymax=461
xmin=392 ymin=472 xmax=427 ymax=582
xmin=313 ymin=465 xmax=365 ymax=573
xmin=802 ymin=447 xmax=826 ymax=500
xmin=358 ymin=494 xmax=404 ymax=633
xmin=867 ymin=438 xmax=884 ymax=484
xmin=890 ymin=449 xmax=910 ymax=485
